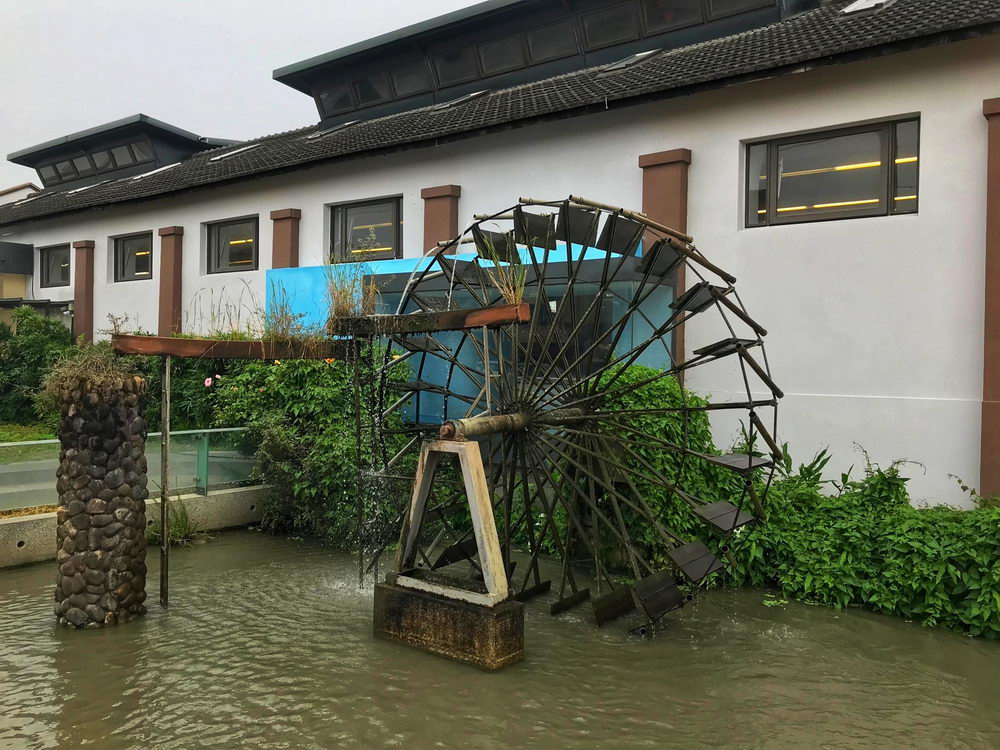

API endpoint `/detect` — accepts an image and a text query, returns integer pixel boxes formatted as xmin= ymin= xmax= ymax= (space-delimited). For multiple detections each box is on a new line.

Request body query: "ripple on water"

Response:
xmin=1 ymin=531 xmax=999 ymax=750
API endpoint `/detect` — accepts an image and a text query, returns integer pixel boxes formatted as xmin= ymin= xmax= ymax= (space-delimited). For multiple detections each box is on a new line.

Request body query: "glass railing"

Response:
xmin=0 ymin=428 xmax=256 ymax=512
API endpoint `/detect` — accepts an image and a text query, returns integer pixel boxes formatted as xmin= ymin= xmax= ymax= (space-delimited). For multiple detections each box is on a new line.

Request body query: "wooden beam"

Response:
xmin=328 ymin=303 xmax=531 ymax=337
xmin=111 ymin=334 xmax=352 ymax=360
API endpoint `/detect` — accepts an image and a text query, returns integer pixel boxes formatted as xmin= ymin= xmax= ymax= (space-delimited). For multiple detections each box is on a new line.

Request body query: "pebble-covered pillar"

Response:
xmin=54 ymin=375 xmax=149 ymax=627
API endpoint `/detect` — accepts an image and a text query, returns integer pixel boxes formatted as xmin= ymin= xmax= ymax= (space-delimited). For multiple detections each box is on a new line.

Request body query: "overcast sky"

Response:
xmin=0 ymin=0 xmax=473 ymax=187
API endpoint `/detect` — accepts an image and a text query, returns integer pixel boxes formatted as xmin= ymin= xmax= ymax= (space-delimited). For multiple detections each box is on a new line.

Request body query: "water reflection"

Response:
xmin=0 ymin=531 xmax=998 ymax=749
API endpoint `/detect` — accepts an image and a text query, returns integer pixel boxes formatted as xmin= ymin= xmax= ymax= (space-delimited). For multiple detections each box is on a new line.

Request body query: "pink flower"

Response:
xmin=203 ymin=377 xmax=213 ymax=387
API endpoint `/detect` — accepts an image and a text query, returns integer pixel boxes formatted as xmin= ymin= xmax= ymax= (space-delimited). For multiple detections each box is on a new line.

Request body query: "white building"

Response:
xmin=1 ymin=0 xmax=999 ymax=504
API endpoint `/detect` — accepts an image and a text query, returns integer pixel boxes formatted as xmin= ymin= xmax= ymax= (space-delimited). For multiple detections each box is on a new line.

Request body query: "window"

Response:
xmin=38 ymin=165 xmax=58 ymax=185
xmin=478 ymin=35 xmax=526 ymax=76
xmin=432 ymin=48 xmax=480 ymax=87
xmin=207 ymin=217 xmax=258 ymax=273
xmin=526 ymin=21 xmax=578 ymax=63
xmin=391 ymin=63 xmax=433 ymax=98
xmin=353 ymin=72 xmax=393 ymax=107
xmin=114 ymin=232 xmax=154 ymax=282
xmin=318 ymin=82 xmax=355 ymax=116
xmin=331 ymin=199 xmax=401 ymax=263
xmin=72 ymin=156 xmax=96 ymax=176
xmin=746 ymin=118 xmax=919 ymax=227
xmin=40 ymin=244 xmax=71 ymax=288
xmin=707 ymin=0 xmax=775 ymax=17
xmin=130 ymin=140 xmax=155 ymax=163
xmin=55 ymin=161 xmax=77 ymax=180
xmin=92 ymin=150 xmax=113 ymax=171
xmin=640 ymin=0 xmax=703 ymax=32
xmin=580 ymin=5 xmax=640 ymax=50
xmin=111 ymin=145 xmax=136 ymax=168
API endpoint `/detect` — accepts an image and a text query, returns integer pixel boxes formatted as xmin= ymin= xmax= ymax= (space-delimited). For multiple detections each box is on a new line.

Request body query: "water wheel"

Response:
xmin=355 ymin=196 xmax=781 ymax=633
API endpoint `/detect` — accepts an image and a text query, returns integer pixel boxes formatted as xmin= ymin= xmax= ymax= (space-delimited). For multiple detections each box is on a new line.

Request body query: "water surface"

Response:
xmin=1 ymin=531 xmax=997 ymax=749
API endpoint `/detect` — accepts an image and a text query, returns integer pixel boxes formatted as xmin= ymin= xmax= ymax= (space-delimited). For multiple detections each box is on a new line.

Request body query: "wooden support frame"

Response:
xmin=394 ymin=440 xmax=509 ymax=607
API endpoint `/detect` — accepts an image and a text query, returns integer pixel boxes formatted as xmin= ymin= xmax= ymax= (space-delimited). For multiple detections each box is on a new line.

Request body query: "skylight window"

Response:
xmin=67 ymin=179 xmax=111 ymax=195
xmin=841 ymin=0 xmax=892 ymax=14
xmin=432 ymin=90 xmax=489 ymax=111
xmin=208 ymin=143 xmax=262 ymax=162
xmin=601 ymin=49 xmax=661 ymax=72
xmin=305 ymin=120 xmax=358 ymax=141
xmin=131 ymin=163 xmax=179 ymax=181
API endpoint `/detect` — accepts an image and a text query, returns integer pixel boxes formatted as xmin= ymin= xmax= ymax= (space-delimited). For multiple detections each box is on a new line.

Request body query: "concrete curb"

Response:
xmin=0 ymin=485 xmax=268 ymax=569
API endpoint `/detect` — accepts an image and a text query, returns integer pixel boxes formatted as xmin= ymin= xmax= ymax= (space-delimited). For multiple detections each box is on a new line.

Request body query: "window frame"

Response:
xmin=39 ymin=244 xmax=71 ymax=288
xmin=206 ymin=216 xmax=260 ymax=274
xmin=113 ymin=231 xmax=155 ymax=283
xmin=330 ymin=197 xmax=403 ymax=264
xmin=745 ymin=117 xmax=919 ymax=228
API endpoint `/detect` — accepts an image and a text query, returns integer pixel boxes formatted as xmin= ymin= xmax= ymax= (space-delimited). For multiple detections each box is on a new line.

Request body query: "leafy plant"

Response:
xmin=146 ymin=499 xmax=207 ymax=547
xmin=0 ymin=307 xmax=73 ymax=425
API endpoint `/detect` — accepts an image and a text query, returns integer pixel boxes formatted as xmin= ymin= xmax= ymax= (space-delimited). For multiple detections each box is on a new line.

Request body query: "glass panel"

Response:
xmin=391 ymin=62 xmax=433 ymax=97
xmin=478 ymin=35 xmax=526 ymax=76
xmin=131 ymin=140 xmax=155 ymax=163
xmin=55 ymin=161 xmax=76 ymax=179
xmin=893 ymin=120 xmax=919 ymax=215
xmin=334 ymin=201 xmax=398 ymax=262
xmin=211 ymin=219 xmax=257 ymax=272
xmin=317 ymin=82 xmax=355 ymax=115
xmin=775 ymin=130 xmax=885 ymax=221
xmin=640 ymin=0 xmax=703 ymax=33
xmin=433 ymin=48 xmax=479 ymax=86
xmin=526 ymin=21 xmax=578 ymax=62
xmin=745 ymin=142 xmax=768 ymax=227
xmin=72 ymin=156 xmax=95 ymax=176
xmin=707 ymin=0 xmax=773 ymax=17
xmin=0 ymin=440 xmax=60 ymax=511
xmin=111 ymin=145 xmax=135 ymax=167
xmin=353 ymin=72 xmax=393 ymax=107
xmin=116 ymin=234 xmax=152 ymax=281
xmin=38 ymin=165 xmax=58 ymax=183
xmin=208 ymin=430 xmax=256 ymax=490
xmin=42 ymin=246 xmax=70 ymax=287
xmin=91 ymin=150 xmax=113 ymax=171
xmin=580 ymin=5 xmax=639 ymax=50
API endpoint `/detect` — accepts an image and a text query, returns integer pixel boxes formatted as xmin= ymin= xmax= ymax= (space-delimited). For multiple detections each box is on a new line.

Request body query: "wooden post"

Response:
xmin=159 ymin=355 xmax=171 ymax=606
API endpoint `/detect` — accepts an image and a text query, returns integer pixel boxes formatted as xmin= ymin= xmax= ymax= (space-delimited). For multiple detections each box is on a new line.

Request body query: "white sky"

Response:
xmin=0 ymin=0 xmax=473 ymax=187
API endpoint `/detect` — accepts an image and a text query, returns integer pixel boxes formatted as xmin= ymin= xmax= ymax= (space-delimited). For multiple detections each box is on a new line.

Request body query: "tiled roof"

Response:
xmin=2 ymin=0 xmax=998 ymax=227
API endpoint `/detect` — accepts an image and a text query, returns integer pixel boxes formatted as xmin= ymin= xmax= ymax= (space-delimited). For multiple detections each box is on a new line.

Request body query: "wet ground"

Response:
xmin=1 ymin=530 xmax=997 ymax=749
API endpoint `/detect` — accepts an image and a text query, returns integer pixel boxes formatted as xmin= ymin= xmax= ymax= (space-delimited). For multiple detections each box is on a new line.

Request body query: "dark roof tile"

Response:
xmin=2 ymin=0 xmax=998 ymax=226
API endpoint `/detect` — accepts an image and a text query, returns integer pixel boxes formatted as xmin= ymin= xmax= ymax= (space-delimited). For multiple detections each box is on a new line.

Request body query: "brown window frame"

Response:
xmin=746 ymin=117 xmax=920 ymax=228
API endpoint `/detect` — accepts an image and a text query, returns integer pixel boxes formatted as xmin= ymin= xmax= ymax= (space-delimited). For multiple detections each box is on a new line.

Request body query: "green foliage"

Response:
xmin=146 ymin=500 xmax=206 ymax=547
xmin=727 ymin=450 xmax=1000 ymax=639
xmin=0 ymin=307 xmax=73 ymax=424
xmin=212 ymin=355 xmax=397 ymax=542
xmin=595 ymin=365 xmax=742 ymax=566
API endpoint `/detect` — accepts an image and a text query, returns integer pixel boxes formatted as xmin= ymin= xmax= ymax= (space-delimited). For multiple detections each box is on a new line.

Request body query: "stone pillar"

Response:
xmin=71 ymin=240 xmax=95 ymax=343
xmin=421 ymin=184 xmax=461 ymax=253
xmin=270 ymin=208 xmax=302 ymax=268
xmin=639 ymin=148 xmax=691 ymax=365
xmin=157 ymin=227 xmax=184 ymax=337
xmin=54 ymin=375 xmax=149 ymax=627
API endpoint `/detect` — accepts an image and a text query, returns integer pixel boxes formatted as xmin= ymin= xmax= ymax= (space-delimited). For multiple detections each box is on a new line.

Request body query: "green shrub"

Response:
xmin=0 ymin=307 xmax=73 ymax=425
xmin=728 ymin=453 xmax=1000 ymax=639
xmin=212 ymin=355 xmax=401 ymax=542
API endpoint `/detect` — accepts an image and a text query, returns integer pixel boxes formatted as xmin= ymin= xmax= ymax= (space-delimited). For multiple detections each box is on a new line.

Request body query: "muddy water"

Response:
xmin=1 ymin=531 xmax=998 ymax=749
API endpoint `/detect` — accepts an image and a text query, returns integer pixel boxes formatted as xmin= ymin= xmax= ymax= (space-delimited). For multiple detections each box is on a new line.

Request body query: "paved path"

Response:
xmin=0 ymin=450 xmax=253 ymax=511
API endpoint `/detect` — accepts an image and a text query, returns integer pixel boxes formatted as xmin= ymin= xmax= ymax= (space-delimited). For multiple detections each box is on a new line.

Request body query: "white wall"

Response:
xmin=6 ymin=36 xmax=998 ymax=505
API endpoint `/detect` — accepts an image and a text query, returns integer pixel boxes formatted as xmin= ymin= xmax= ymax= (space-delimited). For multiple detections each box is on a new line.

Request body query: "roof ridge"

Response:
xmin=2 ymin=0 xmax=997 ymax=227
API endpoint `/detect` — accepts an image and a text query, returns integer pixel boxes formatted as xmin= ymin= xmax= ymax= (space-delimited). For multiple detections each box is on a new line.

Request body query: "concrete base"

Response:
xmin=0 ymin=486 xmax=266 ymax=570
xmin=373 ymin=580 xmax=524 ymax=671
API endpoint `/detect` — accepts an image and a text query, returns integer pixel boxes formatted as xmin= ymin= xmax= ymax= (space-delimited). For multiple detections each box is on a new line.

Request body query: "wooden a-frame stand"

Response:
xmin=373 ymin=439 xmax=525 ymax=671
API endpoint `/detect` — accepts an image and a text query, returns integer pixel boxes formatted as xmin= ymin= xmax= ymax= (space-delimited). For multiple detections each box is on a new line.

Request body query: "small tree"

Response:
xmin=0 ymin=306 xmax=73 ymax=424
